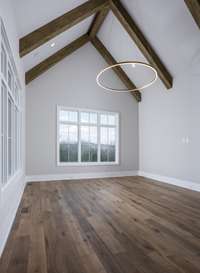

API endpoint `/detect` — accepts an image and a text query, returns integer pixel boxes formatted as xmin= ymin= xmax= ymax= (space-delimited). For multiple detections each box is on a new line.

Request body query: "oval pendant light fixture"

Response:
xmin=96 ymin=61 xmax=158 ymax=93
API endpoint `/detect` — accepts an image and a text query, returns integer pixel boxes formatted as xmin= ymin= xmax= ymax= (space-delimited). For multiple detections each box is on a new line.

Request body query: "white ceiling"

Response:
xmin=12 ymin=0 xmax=200 ymax=86
xmin=12 ymin=0 xmax=87 ymax=37
xmin=12 ymin=0 xmax=94 ymax=72
xmin=98 ymin=0 xmax=200 ymax=88
xmin=22 ymin=16 xmax=94 ymax=72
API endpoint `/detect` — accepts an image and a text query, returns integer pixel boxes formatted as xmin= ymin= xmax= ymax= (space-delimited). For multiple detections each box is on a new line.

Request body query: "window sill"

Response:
xmin=57 ymin=162 xmax=119 ymax=167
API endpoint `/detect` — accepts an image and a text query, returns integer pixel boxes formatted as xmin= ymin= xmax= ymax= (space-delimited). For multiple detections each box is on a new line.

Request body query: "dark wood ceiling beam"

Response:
xmin=90 ymin=36 xmax=141 ymax=102
xmin=110 ymin=0 xmax=173 ymax=89
xmin=20 ymin=0 xmax=109 ymax=57
xmin=88 ymin=7 xmax=110 ymax=38
xmin=26 ymin=34 xmax=90 ymax=84
xmin=184 ymin=0 xmax=200 ymax=29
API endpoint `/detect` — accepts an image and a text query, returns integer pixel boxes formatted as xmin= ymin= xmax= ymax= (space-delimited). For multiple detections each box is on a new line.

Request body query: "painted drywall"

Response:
xmin=12 ymin=0 xmax=95 ymax=72
xmin=18 ymin=0 xmax=200 ymax=185
xmin=135 ymin=1 xmax=200 ymax=184
xmin=12 ymin=0 xmax=87 ymax=37
xmin=98 ymin=1 xmax=200 ymax=184
xmin=0 ymin=0 xmax=26 ymax=256
xmin=26 ymin=42 xmax=139 ymax=176
xmin=139 ymin=60 xmax=200 ymax=184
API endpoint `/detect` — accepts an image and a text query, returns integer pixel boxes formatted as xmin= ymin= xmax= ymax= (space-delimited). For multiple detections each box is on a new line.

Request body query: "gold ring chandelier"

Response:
xmin=96 ymin=61 xmax=158 ymax=92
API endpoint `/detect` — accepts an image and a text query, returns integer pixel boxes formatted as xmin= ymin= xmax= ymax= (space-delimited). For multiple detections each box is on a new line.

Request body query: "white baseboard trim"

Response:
xmin=138 ymin=171 xmax=200 ymax=192
xmin=26 ymin=170 xmax=200 ymax=190
xmin=26 ymin=170 xmax=138 ymax=183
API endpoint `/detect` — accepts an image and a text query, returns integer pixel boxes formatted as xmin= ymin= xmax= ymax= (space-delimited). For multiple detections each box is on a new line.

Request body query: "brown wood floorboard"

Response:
xmin=0 ymin=176 xmax=200 ymax=273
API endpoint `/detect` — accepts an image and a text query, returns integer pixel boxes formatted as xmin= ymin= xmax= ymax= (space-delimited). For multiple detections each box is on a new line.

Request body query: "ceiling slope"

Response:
xmin=19 ymin=0 xmax=109 ymax=57
xmin=90 ymin=36 xmax=141 ymax=102
xmin=18 ymin=0 xmax=195 ymax=103
xmin=110 ymin=0 xmax=173 ymax=89
xmin=25 ymin=34 xmax=90 ymax=84
xmin=24 ymin=0 xmax=141 ymax=102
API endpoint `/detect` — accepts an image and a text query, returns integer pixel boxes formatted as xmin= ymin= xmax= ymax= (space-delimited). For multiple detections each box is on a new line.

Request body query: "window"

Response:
xmin=80 ymin=112 xmax=98 ymax=162
xmin=100 ymin=113 xmax=117 ymax=162
xmin=1 ymin=81 xmax=7 ymax=184
xmin=57 ymin=107 xmax=119 ymax=165
xmin=0 ymin=19 xmax=22 ymax=186
xmin=1 ymin=43 xmax=7 ymax=79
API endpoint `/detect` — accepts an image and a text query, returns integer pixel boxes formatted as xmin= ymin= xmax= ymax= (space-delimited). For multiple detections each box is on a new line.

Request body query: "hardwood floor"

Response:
xmin=1 ymin=176 xmax=200 ymax=273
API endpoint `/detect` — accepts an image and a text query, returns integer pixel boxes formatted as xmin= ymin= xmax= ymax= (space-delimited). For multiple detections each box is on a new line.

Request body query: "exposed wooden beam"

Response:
xmin=91 ymin=36 xmax=141 ymax=102
xmin=20 ymin=0 xmax=109 ymax=57
xmin=88 ymin=7 xmax=110 ymax=38
xmin=184 ymin=0 xmax=200 ymax=29
xmin=26 ymin=34 xmax=90 ymax=84
xmin=110 ymin=0 xmax=173 ymax=89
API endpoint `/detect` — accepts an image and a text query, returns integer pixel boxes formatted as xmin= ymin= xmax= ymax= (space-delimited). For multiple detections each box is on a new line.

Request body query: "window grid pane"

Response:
xmin=1 ymin=43 xmax=7 ymax=79
xmin=59 ymin=110 xmax=78 ymax=123
xmin=8 ymin=63 xmax=14 ymax=93
xmin=100 ymin=114 xmax=116 ymax=126
xmin=81 ymin=126 xmax=98 ymax=162
xmin=59 ymin=124 xmax=78 ymax=163
xmin=100 ymin=127 xmax=116 ymax=162
xmin=8 ymin=96 xmax=12 ymax=177
xmin=80 ymin=112 xmax=97 ymax=124
xmin=1 ymin=81 xmax=7 ymax=184
xmin=0 ymin=21 xmax=22 ymax=186
xmin=58 ymin=108 xmax=118 ymax=164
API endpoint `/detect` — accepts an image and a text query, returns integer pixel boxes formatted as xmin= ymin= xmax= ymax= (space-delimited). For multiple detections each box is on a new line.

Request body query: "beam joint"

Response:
xmin=90 ymin=36 xmax=141 ymax=102
xmin=88 ymin=7 xmax=110 ymax=38
xmin=20 ymin=0 xmax=109 ymax=57
xmin=110 ymin=0 xmax=173 ymax=89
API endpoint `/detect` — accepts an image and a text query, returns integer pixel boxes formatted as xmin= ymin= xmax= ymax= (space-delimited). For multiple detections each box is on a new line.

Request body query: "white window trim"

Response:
xmin=0 ymin=18 xmax=22 ymax=189
xmin=56 ymin=105 xmax=120 ymax=167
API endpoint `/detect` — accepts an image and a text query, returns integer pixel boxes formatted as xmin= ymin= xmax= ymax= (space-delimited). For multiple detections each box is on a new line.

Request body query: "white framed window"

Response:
xmin=57 ymin=106 xmax=119 ymax=166
xmin=0 ymin=18 xmax=22 ymax=186
xmin=1 ymin=43 xmax=7 ymax=80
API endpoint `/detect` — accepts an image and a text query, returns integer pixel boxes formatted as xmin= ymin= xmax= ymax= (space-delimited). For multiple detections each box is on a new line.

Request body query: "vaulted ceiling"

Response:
xmin=13 ymin=0 xmax=200 ymax=102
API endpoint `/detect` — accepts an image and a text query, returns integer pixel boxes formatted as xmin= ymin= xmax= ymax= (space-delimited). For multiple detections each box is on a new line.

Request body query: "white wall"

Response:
xmin=136 ymin=3 xmax=200 ymax=184
xmin=26 ymin=43 xmax=139 ymax=178
xmin=98 ymin=1 xmax=200 ymax=185
xmin=139 ymin=54 xmax=200 ymax=184
xmin=0 ymin=0 xmax=26 ymax=256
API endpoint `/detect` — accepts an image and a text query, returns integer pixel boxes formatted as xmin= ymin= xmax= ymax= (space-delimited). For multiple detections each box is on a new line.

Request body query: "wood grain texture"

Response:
xmin=1 ymin=176 xmax=200 ymax=273
xmin=110 ymin=0 xmax=173 ymax=89
xmin=91 ymin=36 xmax=142 ymax=102
xmin=25 ymin=34 xmax=90 ymax=84
xmin=184 ymin=0 xmax=200 ymax=29
xmin=19 ymin=0 xmax=109 ymax=57
xmin=88 ymin=7 xmax=110 ymax=38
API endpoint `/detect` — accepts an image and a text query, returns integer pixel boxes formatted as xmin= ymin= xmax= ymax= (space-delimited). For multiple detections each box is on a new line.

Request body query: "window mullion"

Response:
xmin=60 ymin=121 xmax=77 ymax=126
xmin=0 ymin=20 xmax=22 ymax=186
xmin=6 ymin=88 xmax=8 ymax=180
xmin=97 ymin=113 xmax=100 ymax=163
xmin=0 ymin=82 xmax=2 ymax=185
xmin=78 ymin=111 xmax=81 ymax=163
xmin=11 ymin=103 xmax=14 ymax=175
xmin=58 ymin=108 xmax=119 ymax=165
xmin=107 ymin=127 xmax=109 ymax=162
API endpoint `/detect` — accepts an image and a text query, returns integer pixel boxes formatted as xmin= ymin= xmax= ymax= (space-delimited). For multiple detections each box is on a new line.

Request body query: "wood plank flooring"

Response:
xmin=0 ymin=176 xmax=200 ymax=273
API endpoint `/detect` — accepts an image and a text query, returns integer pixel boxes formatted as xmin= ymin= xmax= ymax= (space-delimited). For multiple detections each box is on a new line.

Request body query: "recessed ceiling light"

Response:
xmin=50 ymin=42 xmax=55 ymax=48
